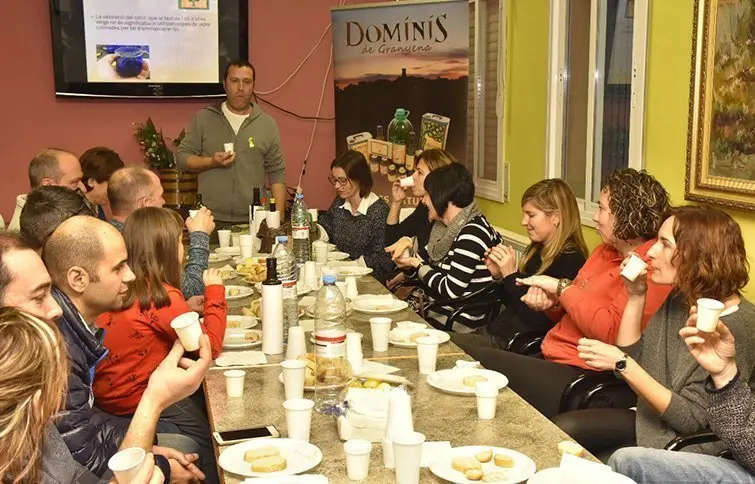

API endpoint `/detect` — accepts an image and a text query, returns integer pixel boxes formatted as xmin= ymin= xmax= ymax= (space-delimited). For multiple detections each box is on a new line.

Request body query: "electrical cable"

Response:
xmin=254 ymin=95 xmax=334 ymax=121
xmin=298 ymin=44 xmax=334 ymax=189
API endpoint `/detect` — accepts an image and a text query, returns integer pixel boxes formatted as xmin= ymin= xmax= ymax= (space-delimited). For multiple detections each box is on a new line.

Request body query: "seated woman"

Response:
xmin=384 ymin=149 xmax=455 ymax=287
xmin=555 ymin=206 xmax=755 ymax=458
xmin=319 ymin=150 xmax=395 ymax=282
xmin=397 ymin=163 xmax=501 ymax=332
xmin=93 ymin=207 xmax=226 ymax=460
xmin=453 ymin=178 xmax=588 ymax=351
xmin=79 ymin=146 xmax=125 ymax=220
xmin=464 ymin=169 xmax=673 ymax=418
xmin=610 ymin=316 xmax=755 ymax=483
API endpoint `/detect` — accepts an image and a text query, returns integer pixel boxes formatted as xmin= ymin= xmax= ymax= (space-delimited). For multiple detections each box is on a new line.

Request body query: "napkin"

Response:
xmin=420 ymin=441 xmax=452 ymax=467
xmin=214 ymin=351 xmax=267 ymax=367
xmin=560 ymin=452 xmax=614 ymax=481
xmin=358 ymin=360 xmax=400 ymax=375
xmin=243 ymin=475 xmax=328 ymax=484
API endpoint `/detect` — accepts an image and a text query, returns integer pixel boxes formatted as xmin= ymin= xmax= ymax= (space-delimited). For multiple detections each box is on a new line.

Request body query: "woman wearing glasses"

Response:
xmin=319 ymin=150 xmax=395 ymax=282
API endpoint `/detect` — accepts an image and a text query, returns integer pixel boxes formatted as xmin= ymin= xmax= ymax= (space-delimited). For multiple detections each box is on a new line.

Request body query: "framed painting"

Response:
xmin=686 ymin=0 xmax=755 ymax=210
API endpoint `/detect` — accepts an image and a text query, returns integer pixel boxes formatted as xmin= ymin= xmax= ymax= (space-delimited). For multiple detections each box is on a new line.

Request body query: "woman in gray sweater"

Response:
xmin=555 ymin=206 xmax=755 ymax=456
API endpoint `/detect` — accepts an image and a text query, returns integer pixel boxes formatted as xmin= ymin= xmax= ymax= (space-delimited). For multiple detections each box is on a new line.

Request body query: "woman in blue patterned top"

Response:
xmin=319 ymin=151 xmax=395 ymax=282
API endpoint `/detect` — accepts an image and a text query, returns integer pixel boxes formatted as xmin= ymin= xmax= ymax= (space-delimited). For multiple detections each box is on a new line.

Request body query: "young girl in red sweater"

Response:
xmin=93 ymin=207 xmax=226 ymax=462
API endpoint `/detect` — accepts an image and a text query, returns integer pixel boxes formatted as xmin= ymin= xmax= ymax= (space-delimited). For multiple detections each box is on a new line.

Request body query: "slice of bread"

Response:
xmin=466 ymin=469 xmax=484 ymax=481
xmin=557 ymin=440 xmax=585 ymax=457
xmin=493 ymin=454 xmax=514 ymax=468
xmin=243 ymin=446 xmax=279 ymax=463
xmin=452 ymin=456 xmax=482 ymax=473
xmin=475 ymin=449 xmax=493 ymax=463
xmin=251 ymin=455 xmax=287 ymax=473
xmin=463 ymin=375 xmax=488 ymax=388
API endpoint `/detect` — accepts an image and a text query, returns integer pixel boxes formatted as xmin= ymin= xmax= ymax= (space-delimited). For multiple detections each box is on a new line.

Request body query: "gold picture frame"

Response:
xmin=686 ymin=0 xmax=755 ymax=210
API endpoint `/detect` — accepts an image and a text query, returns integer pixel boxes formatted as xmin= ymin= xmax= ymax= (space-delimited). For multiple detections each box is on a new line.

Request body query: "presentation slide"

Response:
xmin=83 ymin=0 xmax=219 ymax=83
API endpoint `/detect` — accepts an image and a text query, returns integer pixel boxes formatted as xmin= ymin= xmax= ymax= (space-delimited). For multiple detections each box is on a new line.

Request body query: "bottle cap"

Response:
xmin=277 ymin=235 xmax=289 ymax=243
xmin=296 ymin=193 xmax=304 ymax=200
xmin=394 ymin=108 xmax=409 ymax=119
xmin=322 ymin=274 xmax=336 ymax=285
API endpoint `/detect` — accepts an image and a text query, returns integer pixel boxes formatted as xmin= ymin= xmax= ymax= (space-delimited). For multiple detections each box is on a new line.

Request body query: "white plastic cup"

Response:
xmin=308 ymin=208 xmax=319 ymax=223
xmin=108 ymin=447 xmax=146 ymax=483
xmin=336 ymin=281 xmax=348 ymax=300
xmin=345 ymin=276 xmax=359 ymax=300
xmin=696 ymin=298 xmax=725 ymax=332
xmin=231 ymin=233 xmax=241 ymax=248
xmin=399 ymin=176 xmax=415 ymax=188
xmin=475 ymin=381 xmax=499 ymax=420
xmin=416 ymin=336 xmax=439 ymax=375
xmin=304 ymin=261 xmax=318 ymax=287
xmin=620 ymin=253 xmax=648 ymax=282
xmin=217 ymin=229 xmax=231 ymax=248
xmin=240 ymin=245 xmax=253 ymax=259
xmin=344 ymin=439 xmax=372 ymax=481
xmin=369 ymin=317 xmax=392 ymax=352
xmin=346 ymin=332 xmax=363 ymax=375
xmin=313 ymin=240 xmax=328 ymax=263
xmin=224 ymin=142 xmax=234 ymax=153
xmin=280 ymin=359 xmax=307 ymax=400
xmin=224 ymin=369 xmax=246 ymax=398
xmin=286 ymin=326 xmax=307 ymax=360
xmin=392 ymin=431 xmax=426 ymax=484
xmin=283 ymin=398 xmax=314 ymax=442
xmin=170 ymin=312 xmax=202 ymax=351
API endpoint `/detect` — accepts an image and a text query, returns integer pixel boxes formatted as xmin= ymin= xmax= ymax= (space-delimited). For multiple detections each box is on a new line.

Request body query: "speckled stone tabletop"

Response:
xmin=205 ymin=265 xmax=595 ymax=483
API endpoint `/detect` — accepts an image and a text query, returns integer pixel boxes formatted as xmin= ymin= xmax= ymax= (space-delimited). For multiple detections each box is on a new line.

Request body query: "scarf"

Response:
xmin=426 ymin=201 xmax=483 ymax=264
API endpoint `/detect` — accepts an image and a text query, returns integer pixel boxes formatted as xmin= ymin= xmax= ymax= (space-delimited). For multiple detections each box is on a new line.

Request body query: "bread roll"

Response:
xmin=463 ymin=375 xmax=488 ymax=388
xmin=466 ymin=469 xmax=484 ymax=481
xmin=251 ymin=455 xmax=287 ymax=472
xmin=451 ymin=456 xmax=481 ymax=473
xmin=557 ymin=440 xmax=585 ymax=457
xmin=475 ymin=449 xmax=493 ymax=463
xmin=493 ymin=454 xmax=514 ymax=468
xmin=482 ymin=472 xmax=508 ymax=482
xmin=243 ymin=446 xmax=279 ymax=462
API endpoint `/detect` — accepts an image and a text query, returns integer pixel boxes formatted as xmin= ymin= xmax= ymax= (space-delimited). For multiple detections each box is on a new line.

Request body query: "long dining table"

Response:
xmin=203 ymin=258 xmax=596 ymax=483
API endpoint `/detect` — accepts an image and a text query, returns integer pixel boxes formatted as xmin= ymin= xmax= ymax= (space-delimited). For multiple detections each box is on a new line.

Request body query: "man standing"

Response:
xmin=8 ymin=148 xmax=87 ymax=231
xmin=108 ymin=166 xmax=214 ymax=301
xmin=177 ymin=60 xmax=287 ymax=227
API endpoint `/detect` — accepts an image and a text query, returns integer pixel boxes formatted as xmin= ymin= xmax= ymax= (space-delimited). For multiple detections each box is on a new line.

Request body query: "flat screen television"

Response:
xmin=49 ymin=0 xmax=248 ymax=98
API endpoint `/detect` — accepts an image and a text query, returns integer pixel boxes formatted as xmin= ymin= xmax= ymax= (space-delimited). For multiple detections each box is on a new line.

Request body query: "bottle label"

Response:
xmin=314 ymin=329 xmax=346 ymax=359
xmin=292 ymin=226 xmax=310 ymax=240
xmin=282 ymin=282 xmax=296 ymax=299
xmin=392 ymin=143 xmax=406 ymax=165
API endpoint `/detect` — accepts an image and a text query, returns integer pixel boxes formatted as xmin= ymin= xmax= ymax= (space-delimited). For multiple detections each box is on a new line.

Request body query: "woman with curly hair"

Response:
xmin=465 ymin=169 xmax=673 ymax=418
xmin=557 ymin=205 xmax=755 ymax=460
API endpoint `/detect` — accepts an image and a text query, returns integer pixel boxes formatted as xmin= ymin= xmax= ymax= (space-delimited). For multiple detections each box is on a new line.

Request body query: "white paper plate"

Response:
xmin=233 ymin=254 xmax=271 ymax=264
xmin=205 ymin=315 xmax=257 ymax=329
xmin=429 ymin=446 xmax=536 ymax=484
xmin=208 ymin=253 xmax=232 ymax=263
xmin=335 ymin=266 xmax=373 ymax=277
xmin=215 ymin=247 xmax=242 ymax=256
xmin=389 ymin=329 xmax=450 ymax=348
xmin=352 ymin=298 xmax=408 ymax=314
xmin=223 ymin=329 xmax=262 ymax=349
xmin=327 ymin=251 xmax=350 ymax=261
xmin=426 ymin=368 xmax=509 ymax=396
xmin=528 ymin=468 xmax=637 ymax=484
xmin=225 ymin=285 xmax=254 ymax=300
xmin=217 ymin=438 xmax=322 ymax=478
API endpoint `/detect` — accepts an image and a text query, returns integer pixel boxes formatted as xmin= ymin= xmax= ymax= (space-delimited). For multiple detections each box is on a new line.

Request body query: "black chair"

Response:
xmin=421 ymin=285 xmax=503 ymax=331
xmin=503 ymin=329 xmax=546 ymax=357
xmin=665 ymin=430 xmax=732 ymax=459
xmin=558 ymin=371 xmax=636 ymax=413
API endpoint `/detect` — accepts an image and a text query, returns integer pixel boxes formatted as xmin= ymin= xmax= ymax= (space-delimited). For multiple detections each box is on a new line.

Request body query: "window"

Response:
xmin=546 ymin=0 xmax=648 ymax=223
xmin=467 ymin=0 xmax=506 ymax=202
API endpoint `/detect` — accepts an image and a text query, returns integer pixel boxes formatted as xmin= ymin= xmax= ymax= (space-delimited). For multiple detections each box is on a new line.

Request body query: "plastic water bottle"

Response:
xmin=313 ymin=274 xmax=348 ymax=415
xmin=291 ymin=193 xmax=311 ymax=266
xmin=273 ymin=236 xmax=298 ymax=339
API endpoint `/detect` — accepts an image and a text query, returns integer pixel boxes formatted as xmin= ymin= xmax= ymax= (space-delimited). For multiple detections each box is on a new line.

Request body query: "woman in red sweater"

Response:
xmin=93 ymin=207 xmax=226 ymax=462
xmin=464 ymin=169 xmax=673 ymax=418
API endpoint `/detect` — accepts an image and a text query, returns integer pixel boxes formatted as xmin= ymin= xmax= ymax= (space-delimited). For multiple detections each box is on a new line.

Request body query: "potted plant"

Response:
xmin=133 ymin=118 xmax=196 ymax=212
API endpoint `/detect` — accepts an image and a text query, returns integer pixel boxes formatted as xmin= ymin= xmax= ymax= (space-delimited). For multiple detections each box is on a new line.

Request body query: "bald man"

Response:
xmin=8 ymin=148 xmax=86 ymax=232
xmin=108 ymin=166 xmax=215 ymax=301
xmin=42 ymin=217 xmax=209 ymax=481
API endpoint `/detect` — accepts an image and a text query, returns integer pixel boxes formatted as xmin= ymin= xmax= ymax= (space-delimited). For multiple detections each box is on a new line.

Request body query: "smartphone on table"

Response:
xmin=213 ymin=425 xmax=280 ymax=445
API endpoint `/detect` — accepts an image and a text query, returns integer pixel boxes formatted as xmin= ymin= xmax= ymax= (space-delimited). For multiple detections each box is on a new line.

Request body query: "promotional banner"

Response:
xmin=331 ymin=0 xmax=469 ymax=207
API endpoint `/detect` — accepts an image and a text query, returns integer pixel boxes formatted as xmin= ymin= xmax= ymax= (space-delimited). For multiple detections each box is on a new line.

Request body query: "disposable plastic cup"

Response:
xmin=231 ymin=233 xmax=241 ymax=247
xmin=392 ymin=432 xmax=426 ymax=484
xmin=280 ymin=359 xmax=307 ymax=400
xmin=170 ymin=312 xmax=201 ymax=351
xmin=475 ymin=381 xmax=499 ymax=420
xmin=696 ymin=298 xmax=725 ymax=332
xmin=344 ymin=439 xmax=372 ymax=481
xmin=416 ymin=336 xmax=439 ymax=375
xmin=313 ymin=241 xmax=328 ymax=263
xmin=224 ymin=369 xmax=246 ymax=398
xmin=399 ymin=176 xmax=415 ymax=188
xmin=108 ymin=447 xmax=146 ymax=484
xmin=620 ymin=253 xmax=648 ymax=282
xmin=286 ymin=326 xmax=306 ymax=360
xmin=224 ymin=142 xmax=234 ymax=153
xmin=283 ymin=398 xmax=314 ymax=442
xmin=370 ymin=317 xmax=392 ymax=352
xmin=217 ymin=230 xmax=231 ymax=248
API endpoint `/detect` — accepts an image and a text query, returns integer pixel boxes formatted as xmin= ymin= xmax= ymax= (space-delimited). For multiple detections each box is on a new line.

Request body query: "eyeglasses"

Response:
xmin=328 ymin=176 xmax=350 ymax=187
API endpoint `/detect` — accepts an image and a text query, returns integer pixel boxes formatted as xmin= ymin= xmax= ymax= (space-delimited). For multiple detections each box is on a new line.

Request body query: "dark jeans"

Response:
xmin=158 ymin=397 xmax=218 ymax=483
xmin=458 ymin=343 xmax=583 ymax=419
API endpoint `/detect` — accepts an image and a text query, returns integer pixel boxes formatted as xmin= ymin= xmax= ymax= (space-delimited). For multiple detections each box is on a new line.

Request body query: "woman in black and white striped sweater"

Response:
xmin=397 ymin=163 xmax=501 ymax=332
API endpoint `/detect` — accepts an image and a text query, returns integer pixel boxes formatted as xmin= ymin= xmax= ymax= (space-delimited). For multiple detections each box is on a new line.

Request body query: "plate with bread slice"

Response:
xmin=223 ymin=329 xmax=262 ymax=350
xmin=217 ymin=438 xmax=322 ymax=478
xmin=426 ymin=368 xmax=509 ymax=396
xmin=389 ymin=326 xmax=450 ymax=348
xmin=429 ymin=446 xmax=536 ymax=483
